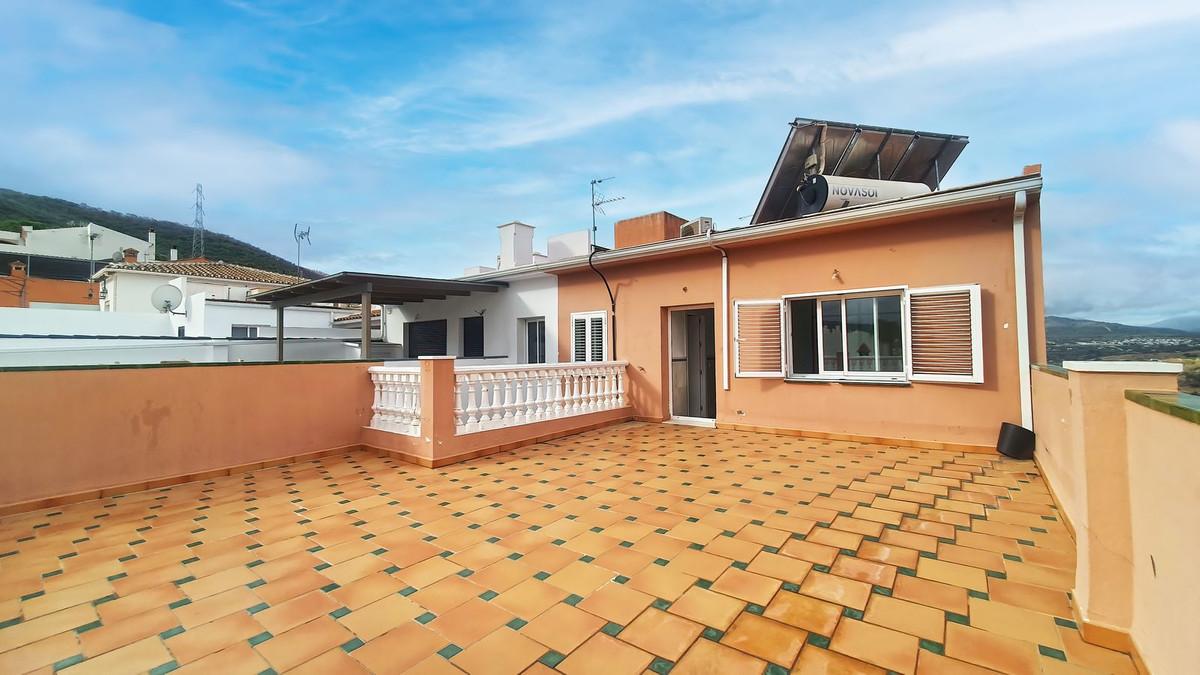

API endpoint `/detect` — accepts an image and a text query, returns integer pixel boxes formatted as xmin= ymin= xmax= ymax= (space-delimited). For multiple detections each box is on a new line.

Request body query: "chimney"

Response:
xmin=147 ymin=228 xmax=156 ymax=261
xmin=19 ymin=225 xmax=32 ymax=245
xmin=613 ymin=211 xmax=686 ymax=249
xmin=1023 ymin=163 xmax=1042 ymax=176
xmin=122 ymin=248 xmax=138 ymax=263
xmin=8 ymin=261 xmax=26 ymax=279
xmin=497 ymin=221 xmax=535 ymax=269
xmin=169 ymin=246 xmax=179 ymax=261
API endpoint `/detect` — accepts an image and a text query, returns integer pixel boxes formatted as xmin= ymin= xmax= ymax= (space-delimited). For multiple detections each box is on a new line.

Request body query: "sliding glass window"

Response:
xmin=788 ymin=291 xmax=905 ymax=381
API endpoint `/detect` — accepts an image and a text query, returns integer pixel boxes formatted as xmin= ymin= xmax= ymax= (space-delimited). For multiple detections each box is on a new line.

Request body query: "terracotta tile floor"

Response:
xmin=0 ymin=422 xmax=1136 ymax=674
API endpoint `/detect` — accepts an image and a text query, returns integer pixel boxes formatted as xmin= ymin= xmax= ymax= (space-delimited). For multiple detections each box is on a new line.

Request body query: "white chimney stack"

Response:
xmin=169 ymin=246 xmax=179 ymax=261
xmin=497 ymin=221 xmax=534 ymax=269
xmin=147 ymin=228 xmax=156 ymax=261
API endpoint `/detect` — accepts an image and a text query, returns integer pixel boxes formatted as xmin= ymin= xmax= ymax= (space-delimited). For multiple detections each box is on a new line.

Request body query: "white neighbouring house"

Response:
xmin=384 ymin=222 xmax=590 ymax=363
xmin=0 ymin=222 xmax=152 ymax=262
xmin=91 ymin=258 xmax=367 ymax=339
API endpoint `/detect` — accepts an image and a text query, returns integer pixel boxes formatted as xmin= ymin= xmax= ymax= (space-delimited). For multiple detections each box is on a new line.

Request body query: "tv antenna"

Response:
xmin=293 ymin=224 xmax=311 ymax=275
xmin=590 ymin=177 xmax=624 ymax=250
xmin=190 ymin=183 xmax=205 ymax=258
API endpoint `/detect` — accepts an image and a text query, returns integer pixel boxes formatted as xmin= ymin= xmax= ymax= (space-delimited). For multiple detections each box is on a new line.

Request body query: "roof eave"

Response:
xmin=460 ymin=173 xmax=1041 ymax=279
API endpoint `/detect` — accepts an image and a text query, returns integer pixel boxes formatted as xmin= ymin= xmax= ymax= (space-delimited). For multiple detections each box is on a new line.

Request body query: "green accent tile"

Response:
xmin=307 ymin=545 xmax=324 ymax=553
xmin=1031 ymin=527 xmax=1048 ymax=534
xmin=694 ymin=579 xmax=712 ymax=589
xmin=946 ymin=612 xmax=969 ymax=625
xmin=329 ymin=607 xmax=350 ymax=619
xmin=371 ymin=548 xmax=388 ymax=556
xmin=479 ymin=590 xmax=499 ymax=601
xmin=701 ymin=626 xmax=724 ymax=641
xmin=651 ymin=598 xmax=672 ymax=610
xmin=75 ymin=620 xmax=102 ymax=634
xmin=0 ymin=617 xmax=22 ymax=630
xmin=601 ymin=621 xmax=623 ymax=636
xmin=1039 ymin=645 xmax=1067 ymax=660
xmin=384 ymin=565 xmax=401 ymax=574
xmin=919 ymin=551 xmax=937 ymax=559
xmin=92 ymin=593 xmax=118 ymax=606
xmin=619 ymin=541 xmax=634 ymax=548
xmin=898 ymin=567 xmax=916 ymax=576
xmin=687 ymin=543 xmax=704 ymax=551
xmin=172 ymin=576 xmax=196 ymax=586
xmin=986 ymin=570 xmax=1007 ymax=579
xmin=872 ymin=585 xmax=893 ymax=596
xmin=1003 ymin=553 xmax=1022 ymax=562
xmin=746 ymin=603 xmax=765 ymax=615
xmin=654 ymin=528 xmax=669 ymax=535
xmin=159 ymin=625 xmax=184 ymax=640
xmin=780 ymin=582 xmax=800 ymax=593
xmin=654 ymin=558 xmax=669 ymax=567
xmin=247 ymin=602 xmax=269 ymax=614
xmin=437 ymin=644 xmax=462 ymax=659
xmin=247 ymin=578 xmax=266 ymax=589
xmin=314 ymin=562 xmax=331 ymax=571
xmin=321 ymin=583 xmax=340 ymax=593
xmin=764 ymin=664 xmax=788 ymax=675
xmin=53 ymin=654 xmax=85 ymax=671
xmin=149 ymin=660 xmax=179 ymax=675
xmin=1054 ymin=617 xmax=1079 ymax=629
xmin=579 ymin=555 xmax=595 ymax=563
xmin=539 ymin=650 xmax=566 ymax=668
xmin=919 ymin=639 xmax=944 ymax=654
xmin=806 ymin=632 xmax=831 ymax=648
xmin=533 ymin=571 xmax=551 ymax=580
xmin=1017 ymin=539 xmax=1035 ymax=546
xmin=457 ymin=569 xmax=474 ymax=578
xmin=968 ymin=589 xmax=989 ymax=600
xmin=399 ymin=586 xmax=417 ymax=597
xmin=731 ymin=561 xmax=748 ymax=570
xmin=842 ymin=607 xmax=863 ymax=620
xmin=614 ymin=575 xmax=630 ymax=584
xmin=813 ymin=564 xmax=830 ymax=573
xmin=248 ymin=631 xmax=273 ymax=646
xmin=507 ymin=552 xmax=524 ymax=560
xmin=181 ymin=556 xmax=200 ymax=565
xmin=650 ymin=656 xmax=674 ymax=673
xmin=416 ymin=612 xmax=436 ymax=624
xmin=21 ymin=590 xmax=45 ymax=601
xmin=506 ymin=617 xmax=527 ymax=630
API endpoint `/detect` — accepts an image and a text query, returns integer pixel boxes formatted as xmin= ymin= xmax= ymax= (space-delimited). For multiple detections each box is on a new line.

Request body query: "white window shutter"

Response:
xmin=734 ymin=300 xmax=785 ymax=378
xmin=908 ymin=284 xmax=983 ymax=383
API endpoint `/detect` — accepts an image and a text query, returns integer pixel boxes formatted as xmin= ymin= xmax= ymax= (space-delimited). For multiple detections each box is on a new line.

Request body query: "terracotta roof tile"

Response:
xmin=105 ymin=260 xmax=306 ymax=285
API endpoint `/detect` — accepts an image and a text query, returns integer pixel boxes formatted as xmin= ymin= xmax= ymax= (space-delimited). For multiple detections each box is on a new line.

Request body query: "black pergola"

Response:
xmin=252 ymin=272 xmax=506 ymax=361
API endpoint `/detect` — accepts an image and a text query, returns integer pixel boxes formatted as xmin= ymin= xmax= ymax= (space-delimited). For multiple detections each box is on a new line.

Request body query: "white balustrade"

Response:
xmin=455 ymin=361 xmax=627 ymax=434
xmin=368 ymin=366 xmax=421 ymax=436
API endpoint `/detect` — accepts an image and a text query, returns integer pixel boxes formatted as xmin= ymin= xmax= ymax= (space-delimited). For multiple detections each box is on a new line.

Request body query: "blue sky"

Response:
xmin=1 ymin=0 xmax=1197 ymax=325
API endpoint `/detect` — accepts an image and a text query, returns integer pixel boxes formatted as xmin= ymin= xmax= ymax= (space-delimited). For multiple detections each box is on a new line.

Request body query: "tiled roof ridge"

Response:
xmin=106 ymin=259 xmax=306 ymax=285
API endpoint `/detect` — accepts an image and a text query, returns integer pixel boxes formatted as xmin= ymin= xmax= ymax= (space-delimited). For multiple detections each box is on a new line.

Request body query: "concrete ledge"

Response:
xmin=0 ymin=444 xmax=363 ymax=517
xmin=1125 ymin=390 xmax=1200 ymax=425
xmin=1063 ymin=361 xmax=1182 ymax=374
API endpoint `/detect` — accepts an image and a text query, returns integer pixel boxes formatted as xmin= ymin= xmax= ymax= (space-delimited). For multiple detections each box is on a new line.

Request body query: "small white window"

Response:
xmin=571 ymin=311 xmax=607 ymax=362
xmin=522 ymin=317 xmax=547 ymax=364
xmin=231 ymin=325 xmax=259 ymax=339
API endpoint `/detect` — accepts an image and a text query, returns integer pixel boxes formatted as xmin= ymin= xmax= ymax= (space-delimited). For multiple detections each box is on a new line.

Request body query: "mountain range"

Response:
xmin=0 ymin=188 xmax=320 ymax=278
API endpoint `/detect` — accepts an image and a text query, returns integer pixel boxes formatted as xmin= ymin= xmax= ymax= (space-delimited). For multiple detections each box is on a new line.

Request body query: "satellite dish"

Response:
xmin=150 ymin=284 xmax=183 ymax=313
xmin=111 ymin=250 xmax=124 ymax=263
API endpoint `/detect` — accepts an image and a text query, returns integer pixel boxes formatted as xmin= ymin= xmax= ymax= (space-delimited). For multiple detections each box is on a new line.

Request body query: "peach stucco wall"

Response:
xmin=0 ymin=361 xmax=377 ymax=508
xmin=557 ymin=197 xmax=1044 ymax=447
xmin=1124 ymin=399 xmax=1200 ymax=674
xmin=1031 ymin=368 xmax=1080 ymax=529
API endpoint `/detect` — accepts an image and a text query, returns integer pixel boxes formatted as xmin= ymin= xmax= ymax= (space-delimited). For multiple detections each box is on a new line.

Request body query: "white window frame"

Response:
xmin=906 ymin=283 xmax=983 ymax=384
xmin=783 ymin=286 xmax=908 ymax=383
xmin=570 ymin=310 xmax=608 ymax=362
xmin=520 ymin=316 xmax=547 ymax=364
xmin=733 ymin=299 xmax=786 ymax=378
xmin=231 ymin=325 xmax=259 ymax=339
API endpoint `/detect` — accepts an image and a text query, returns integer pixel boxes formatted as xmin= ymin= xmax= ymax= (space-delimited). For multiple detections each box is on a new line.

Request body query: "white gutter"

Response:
xmin=706 ymin=230 xmax=731 ymax=391
xmin=460 ymin=174 xmax=1043 ymax=281
xmin=1012 ymin=190 xmax=1033 ymax=429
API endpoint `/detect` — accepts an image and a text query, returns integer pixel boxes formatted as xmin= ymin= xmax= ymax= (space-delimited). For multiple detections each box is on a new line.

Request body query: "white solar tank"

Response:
xmin=796 ymin=175 xmax=930 ymax=216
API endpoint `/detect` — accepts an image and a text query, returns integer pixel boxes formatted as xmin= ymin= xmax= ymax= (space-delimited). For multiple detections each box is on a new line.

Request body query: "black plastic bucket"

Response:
xmin=996 ymin=422 xmax=1035 ymax=460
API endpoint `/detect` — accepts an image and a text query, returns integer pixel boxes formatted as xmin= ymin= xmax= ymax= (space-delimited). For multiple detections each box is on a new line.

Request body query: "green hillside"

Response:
xmin=0 ymin=188 xmax=320 ymax=278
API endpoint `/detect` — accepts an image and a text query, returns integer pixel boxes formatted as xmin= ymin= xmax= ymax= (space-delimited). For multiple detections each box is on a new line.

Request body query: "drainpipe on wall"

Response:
xmin=707 ymin=230 xmax=730 ymax=391
xmin=1012 ymin=190 xmax=1033 ymax=429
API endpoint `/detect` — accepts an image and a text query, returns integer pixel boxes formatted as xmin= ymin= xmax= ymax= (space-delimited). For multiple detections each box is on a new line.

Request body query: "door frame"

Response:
xmin=666 ymin=304 xmax=717 ymax=427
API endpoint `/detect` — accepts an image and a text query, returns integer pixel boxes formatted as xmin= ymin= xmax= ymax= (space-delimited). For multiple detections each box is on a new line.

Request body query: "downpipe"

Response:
xmin=707 ymin=230 xmax=730 ymax=391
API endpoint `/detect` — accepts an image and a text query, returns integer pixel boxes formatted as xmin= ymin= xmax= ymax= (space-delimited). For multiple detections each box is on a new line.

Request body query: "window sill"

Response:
xmin=784 ymin=376 xmax=910 ymax=387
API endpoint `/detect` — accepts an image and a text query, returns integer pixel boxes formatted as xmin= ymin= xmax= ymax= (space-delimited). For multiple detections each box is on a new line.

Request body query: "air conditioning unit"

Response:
xmin=680 ymin=217 xmax=713 ymax=237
